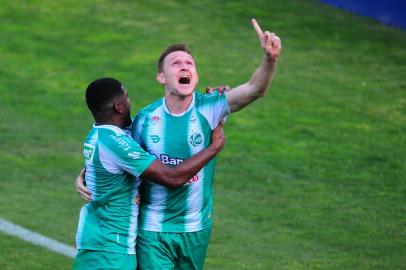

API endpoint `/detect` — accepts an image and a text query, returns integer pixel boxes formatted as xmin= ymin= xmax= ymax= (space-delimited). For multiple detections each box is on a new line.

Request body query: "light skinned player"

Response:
xmin=72 ymin=78 xmax=225 ymax=270
xmin=77 ymin=19 xmax=281 ymax=269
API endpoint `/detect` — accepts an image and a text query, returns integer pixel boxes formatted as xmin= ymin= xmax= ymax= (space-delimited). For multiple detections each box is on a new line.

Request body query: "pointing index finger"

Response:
xmin=251 ymin=18 xmax=264 ymax=36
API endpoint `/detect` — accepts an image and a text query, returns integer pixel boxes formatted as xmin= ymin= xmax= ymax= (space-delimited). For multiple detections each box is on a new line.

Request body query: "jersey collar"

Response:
xmin=93 ymin=124 xmax=125 ymax=135
xmin=162 ymin=92 xmax=195 ymax=117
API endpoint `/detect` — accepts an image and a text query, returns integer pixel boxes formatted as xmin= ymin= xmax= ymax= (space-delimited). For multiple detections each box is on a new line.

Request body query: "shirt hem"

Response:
xmin=139 ymin=221 xmax=212 ymax=233
xmin=77 ymin=245 xmax=136 ymax=255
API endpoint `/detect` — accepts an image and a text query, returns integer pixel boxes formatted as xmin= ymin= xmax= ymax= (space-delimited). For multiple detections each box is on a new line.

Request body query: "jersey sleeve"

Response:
xmin=102 ymin=132 xmax=156 ymax=177
xmin=197 ymin=91 xmax=230 ymax=129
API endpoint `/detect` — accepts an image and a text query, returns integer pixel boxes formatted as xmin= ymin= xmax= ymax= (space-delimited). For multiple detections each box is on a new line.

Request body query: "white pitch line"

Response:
xmin=0 ymin=218 xmax=76 ymax=258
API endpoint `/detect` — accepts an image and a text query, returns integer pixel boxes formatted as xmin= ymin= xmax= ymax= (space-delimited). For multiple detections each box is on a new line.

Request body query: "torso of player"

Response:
xmin=133 ymin=92 xmax=229 ymax=232
xmin=76 ymin=125 xmax=155 ymax=254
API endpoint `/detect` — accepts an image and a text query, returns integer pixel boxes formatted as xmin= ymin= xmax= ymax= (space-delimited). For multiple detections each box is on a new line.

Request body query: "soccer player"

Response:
xmin=77 ymin=18 xmax=281 ymax=269
xmin=72 ymin=77 xmax=225 ymax=270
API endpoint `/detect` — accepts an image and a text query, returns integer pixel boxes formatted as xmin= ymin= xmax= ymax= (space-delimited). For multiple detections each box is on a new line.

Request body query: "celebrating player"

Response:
xmin=76 ymin=18 xmax=281 ymax=269
xmin=72 ymin=78 xmax=225 ymax=270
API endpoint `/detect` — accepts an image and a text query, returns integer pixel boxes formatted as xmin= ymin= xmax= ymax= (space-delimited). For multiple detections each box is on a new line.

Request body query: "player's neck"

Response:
xmin=164 ymin=93 xmax=193 ymax=115
xmin=94 ymin=116 xmax=126 ymax=128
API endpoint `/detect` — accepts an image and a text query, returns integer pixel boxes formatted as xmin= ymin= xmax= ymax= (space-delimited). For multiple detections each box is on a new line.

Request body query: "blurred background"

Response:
xmin=0 ymin=0 xmax=405 ymax=269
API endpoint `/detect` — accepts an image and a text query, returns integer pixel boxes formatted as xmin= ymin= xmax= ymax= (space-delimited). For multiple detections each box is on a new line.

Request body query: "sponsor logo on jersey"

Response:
xmin=159 ymin=154 xmax=201 ymax=184
xmin=189 ymin=132 xmax=203 ymax=147
xmin=128 ymin=151 xmax=141 ymax=159
xmin=150 ymin=135 xmax=160 ymax=143
xmin=159 ymin=154 xmax=184 ymax=165
xmin=151 ymin=115 xmax=160 ymax=125
xmin=109 ymin=135 xmax=131 ymax=151
xmin=83 ymin=144 xmax=94 ymax=160
xmin=187 ymin=174 xmax=199 ymax=184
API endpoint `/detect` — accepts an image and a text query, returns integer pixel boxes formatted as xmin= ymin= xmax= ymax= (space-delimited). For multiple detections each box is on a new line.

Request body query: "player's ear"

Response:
xmin=156 ymin=72 xmax=165 ymax=84
xmin=113 ymin=99 xmax=125 ymax=114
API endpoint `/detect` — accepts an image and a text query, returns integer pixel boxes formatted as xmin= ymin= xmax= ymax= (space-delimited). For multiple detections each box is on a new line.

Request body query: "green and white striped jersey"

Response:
xmin=76 ymin=124 xmax=156 ymax=254
xmin=132 ymin=91 xmax=230 ymax=232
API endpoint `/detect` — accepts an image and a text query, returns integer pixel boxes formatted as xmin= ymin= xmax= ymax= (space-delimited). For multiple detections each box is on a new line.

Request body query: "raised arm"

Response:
xmin=141 ymin=123 xmax=225 ymax=188
xmin=226 ymin=18 xmax=282 ymax=113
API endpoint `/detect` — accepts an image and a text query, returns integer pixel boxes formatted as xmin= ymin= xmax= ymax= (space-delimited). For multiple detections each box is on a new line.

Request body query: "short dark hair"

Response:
xmin=157 ymin=43 xmax=192 ymax=72
xmin=85 ymin=77 xmax=124 ymax=116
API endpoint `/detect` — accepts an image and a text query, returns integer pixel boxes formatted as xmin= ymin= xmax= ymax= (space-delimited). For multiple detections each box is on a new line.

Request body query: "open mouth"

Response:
xmin=178 ymin=76 xmax=190 ymax=85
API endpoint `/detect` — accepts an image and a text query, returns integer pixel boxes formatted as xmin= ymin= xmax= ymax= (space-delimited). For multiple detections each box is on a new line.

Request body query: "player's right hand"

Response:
xmin=252 ymin=18 xmax=281 ymax=61
xmin=210 ymin=122 xmax=225 ymax=153
xmin=76 ymin=168 xmax=92 ymax=201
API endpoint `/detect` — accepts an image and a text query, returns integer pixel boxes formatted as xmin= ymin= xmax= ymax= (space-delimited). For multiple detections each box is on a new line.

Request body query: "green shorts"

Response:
xmin=72 ymin=249 xmax=136 ymax=270
xmin=136 ymin=227 xmax=212 ymax=270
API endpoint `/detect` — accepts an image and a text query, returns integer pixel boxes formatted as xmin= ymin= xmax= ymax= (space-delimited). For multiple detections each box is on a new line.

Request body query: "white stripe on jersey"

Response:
xmin=127 ymin=179 xmax=140 ymax=254
xmin=141 ymin=184 xmax=167 ymax=231
xmin=185 ymin=108 xmax=205 ymax=231
xmin=76 ymin=204 xmax=89 ymax=249
xmin=98 ymin=140 xmax=145 ymax=177
xmin=98 ymin=141 xmax=123 ymax=174
xmin=84 ymin=130 xmax=98 ymax=200
xmin=197 ymin=94 xmax=230 ymax=129
xmin=142 ymin=106 xmax=167 ymax=231
xmin=134 ymin=115 xmax=147 ymax=147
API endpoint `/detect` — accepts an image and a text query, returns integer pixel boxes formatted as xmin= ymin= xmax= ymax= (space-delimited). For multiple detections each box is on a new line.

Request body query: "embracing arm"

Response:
xmin=226 ymin=19 xmax=282 ymax=113
xmin=75 ymin=123 xmax=225 ymax=200
xmin=76 ymin=168 xmax=91 ymax=201
xmin=141 ymin=123 xmax=224 ymax=188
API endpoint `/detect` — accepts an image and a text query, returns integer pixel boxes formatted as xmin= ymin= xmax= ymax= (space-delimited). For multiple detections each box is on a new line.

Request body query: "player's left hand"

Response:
xmin=251 ymin=18 xmax=281 ymax=60
xmin=76 ymin=168 xmax=92 ymax=201
xmin=210 ymin=121 xmax=225 ymax=153
xmin=206 ymin=85 xmax=231 ymax=95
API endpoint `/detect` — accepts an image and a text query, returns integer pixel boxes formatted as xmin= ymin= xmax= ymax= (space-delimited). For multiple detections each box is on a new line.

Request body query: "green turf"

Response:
xmin=0 ymin=0 xmax=405 ymax=269
xmin=0 ymin=233 xmax=72 ymax=270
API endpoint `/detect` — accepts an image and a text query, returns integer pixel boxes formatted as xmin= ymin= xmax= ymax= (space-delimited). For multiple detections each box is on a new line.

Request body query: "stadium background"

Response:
xmin=0 ymin=0 xmax=404 ymax=269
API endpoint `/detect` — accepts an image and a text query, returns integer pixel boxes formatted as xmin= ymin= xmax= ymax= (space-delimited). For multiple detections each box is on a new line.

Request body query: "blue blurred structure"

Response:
xmin=321 ymin=0 xmax=406 ymax=30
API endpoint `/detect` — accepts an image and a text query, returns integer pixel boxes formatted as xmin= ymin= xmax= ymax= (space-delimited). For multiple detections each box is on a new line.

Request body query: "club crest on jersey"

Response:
xmin=189 ymin=132 xmax=203 ymax=147
xmin=150 ymin=135 xmax=160 ymax=143
xmin=151 ymin=115 xmax=160 ymax=125
xmin=83 ymin=144 xmax=94 ymax=160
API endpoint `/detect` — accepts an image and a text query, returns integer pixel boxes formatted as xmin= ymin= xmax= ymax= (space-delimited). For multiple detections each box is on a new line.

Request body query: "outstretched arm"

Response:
xmin=226 ymin=18 xmax=282 ymax=113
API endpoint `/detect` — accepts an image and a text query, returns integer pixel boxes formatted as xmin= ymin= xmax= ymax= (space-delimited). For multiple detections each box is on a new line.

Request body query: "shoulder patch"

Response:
xmin=83 ymin=144 xmax=94 ymax=160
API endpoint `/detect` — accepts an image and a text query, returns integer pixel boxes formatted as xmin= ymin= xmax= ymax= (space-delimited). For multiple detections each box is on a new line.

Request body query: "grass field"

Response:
xmin=0 ymin=0 xmax=405 ymax=269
